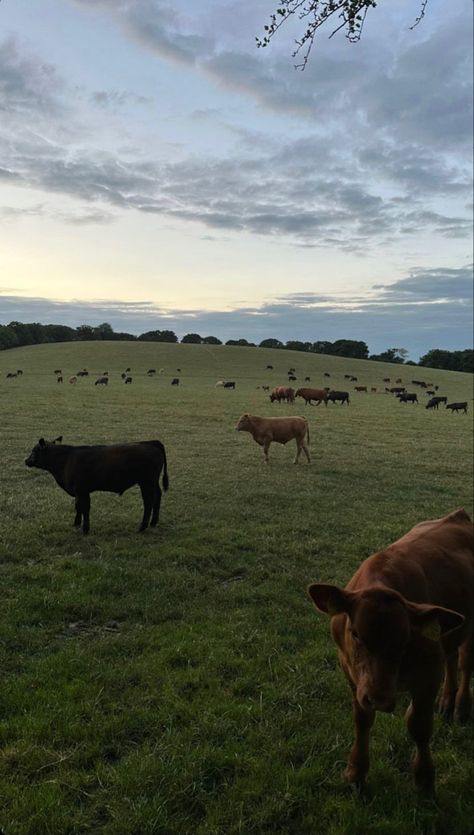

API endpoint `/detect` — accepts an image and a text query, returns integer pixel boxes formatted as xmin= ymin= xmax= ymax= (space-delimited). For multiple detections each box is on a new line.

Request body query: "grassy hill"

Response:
xmin=0 ymin=342 xmax=472 ymax=835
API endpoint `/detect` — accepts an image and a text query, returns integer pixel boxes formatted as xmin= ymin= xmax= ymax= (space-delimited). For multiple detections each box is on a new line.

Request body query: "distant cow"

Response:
xmin=121 ymin=373 xmax=127 ymax=380
xmin=426 ymin=390 xmax=435 ymax=396
xmin=223 ymin=381 xmax=236 ymax=389
xmin=125 ymin=367 xmax=131 ymax=372
xmin=177 ymin=368 xmax=182 ymax=373
xmin=236 ymin=414 xmax=310 ymax=464
xmin=327 ymin=390 xmax=350 ymax=405
xmin=350 ymin=376 xmax=358 ymax=382
xmin=288 ymin=374 xmax=297 ymax=382
xmin=354 ymin=386 xmax=367 ymax=392
xmin=147 ymin=369 xmax=156 ymax=376
xmin=398 ymin=392 xmax=418 ymax=404
xmin=77 ymin=370 xmax=89 ymax=377
xmin=446 ymin=402 xmax=468 ymax=414
xmin=270 ymin=386 xmax=294 ymax=403
xmin=383 ymin=378 xmax=390 ymax=383
xmin=371 ymin=387 xmax=377 ymax=392
xmin=295 ymin=387 xmax=328 ymax=407
xmin=95 ymin=377 xmax=109 ymax=386
xmin=395 ymin=378 xmax=403 ymax=384
xmin=54 ymin=369 xmax=62 ymax=375
xmin=171 ymin=378 xmax=179 ymax=386
xmin=262 ymin=385 xmax=270 ymax=391
xmin=6 ymin=372 xmax=17 ymax=379
xmin=25 ymin=436 xmax=169 ymax=534
xmin=390 ymin=387 xmax=406 ymax=395
xmin=307 ymin=509 xmax=473 ymax=793
xmin=324 ymin=373 xmax=331 ymax=378
xmin=426 ymin=398 xmax=440 ymax=410
xmin=16 ymin=369 xmax=23 ymax=376
xmin=102 ymin=371 xmax=109 ymax=376
xmin=434 ymin=396 xmax=447 ymax=405
xmin=344 ymin=374 xmax=352 ymax=379
xmin=124 ymin=376 xmax=133 ymax=384
xmin=305 ymin=376 xmax=311 ymax=382
xmin=69 ymin=376 xmax=77 ymax=385
xmin=57 ymin=376 xmax=63 ymax=384
xmin=215 ymin=380 xmax=224 ymax=387
xmin=266 ymin=365 xmax=273 ymax=370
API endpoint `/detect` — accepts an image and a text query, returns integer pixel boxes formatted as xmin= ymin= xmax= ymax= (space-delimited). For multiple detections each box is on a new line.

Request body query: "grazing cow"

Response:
xmin=305 ymin=376 xmax=311 ymax=382
xmin=25 ymin=436 xmax=169 ymax=534
xmin=262 ymin=385 xmax=270 ymax=391
xmin=434 ymin=396 xmax=447 ymax=405
xmin=295 ymin=387 xmax=328 ymax=406
xmin=395 ymin=378 xmax=403 ymax=384
xmin=223 ymin=381 xmax=236 ymax=389
xmin=383 ymin=378 xmax=390 ymax=383
xmin=266 ymin=365 xmax=273 ymax=370
xmin=344 ymin=374 xmax=352 ymax=379
xmin=426 ymin=398 xmax=440 ymax=410
xmin=215 ymin=380 xmax=224 ymax=387
xmin=171 ymin=378 xmax=179 ymax=386
xmin=434 ymin=386 xmax=439 ymax=391
xmin=426 ymin=390 xmax=435 ymax=396
xmin=125 ymin=367 xmax=131 ymax=372
xmin=327 ymin=390 xmax=350 ymax=405
xmin=159 ymin=368 xmax=165 ymax=374
xmin=236 ymin=414 xmax=310 ymax=464
xmin=307 ymin=509 xmax=473 ymax=794
xmin=147 ymin=369 xmax=156 ymax=376
xmin=350 ymin=376 xmax=358 ymax=382
xmin=124 ymin=376 xmax=132 ymax=384
xmin=95 ymin=376 xmax=109 ymax=386
xmin=121 ymin=373 xmax=127 ymax=380
xmin=390 ymin=387 xmax=406 ymax=395
xmin=57 ymin=376 xmax=63 ymax=384
xmin=69 ymin=376 xmax=77 ymax=385
xmin=270 ymin=386 xmax=294 ymax=403
xmin=288 ymin=374 xmax=297 ymax=382
xmin=6 ymin=372 xmax=17 ymax=379
xmin=354 ymin=386 xmax=367 ymax=393
xmin=102 ymin=371 xmax=109 ymax=376
xmin=77 ymin=370 xmax=89 ymax=377
xmin=16 ymin=369 xmax=23 ymax=376
xmin=177 ymin=368 xmax=182 ymax=373
xmin=371 ymin=387 xmax=377 ymax=393
xmin=288 ymin=368 xmax=296 ymax=374
xmin=54 ymin=369 xmax=62 ymax=375
xmin=324 ymin=373 xmax=331 ymax=378
xmin=398 ymin=392 xmax=418 ymax=404
xmin=446 ymin=402 xmax=468 ymax=414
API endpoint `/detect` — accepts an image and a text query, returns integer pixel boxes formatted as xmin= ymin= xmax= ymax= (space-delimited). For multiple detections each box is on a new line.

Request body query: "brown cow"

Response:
xmin=236 ymin=414 xmax=310 ymax=464
xmin=25 ymin=436 xmax=169 ymax=534
xmin=307 ymin=509 xmax=473 ymax=794
xmin=295 ymin=387 xmax=328 ymax=407
xmin=270 ymin=386 xmax=294 ymax=403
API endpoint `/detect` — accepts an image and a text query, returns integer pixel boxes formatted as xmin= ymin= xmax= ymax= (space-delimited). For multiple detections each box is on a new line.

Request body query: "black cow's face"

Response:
xmin=25 ymin=436 xmax=62 ymax=468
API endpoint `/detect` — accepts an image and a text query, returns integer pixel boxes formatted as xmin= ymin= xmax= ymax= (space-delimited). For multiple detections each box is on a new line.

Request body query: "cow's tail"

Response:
xmin=303 ymin=418 xmax=310 ymax=445
xmin=147 ymin=440 xmax=169 ymax=491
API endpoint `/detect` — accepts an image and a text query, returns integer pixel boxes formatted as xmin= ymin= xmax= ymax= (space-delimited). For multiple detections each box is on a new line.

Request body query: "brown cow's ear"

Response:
xmin=307 ymin=583 xmax=352 ymax=615
xmin=407 ymin=602 xmax=465 ymax=641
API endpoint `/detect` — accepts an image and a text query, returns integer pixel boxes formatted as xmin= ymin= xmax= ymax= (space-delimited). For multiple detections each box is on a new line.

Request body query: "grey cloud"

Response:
xmin=0 ymin=37 xmax=63 ymax=117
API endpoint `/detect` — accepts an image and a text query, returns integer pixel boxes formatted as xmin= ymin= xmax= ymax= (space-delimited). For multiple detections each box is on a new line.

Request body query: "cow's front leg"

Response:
xmin=455 ymin=636 xmax=473 ymax=722
xmin=437 ymin=652 xmax=457 ymax=719
xmin=344 ymin=694 xmax=375 ymax=789
xmin=78 ymin=492 xmax=91 ymax=535
xmin=73 ymin=497 xmax=82 ymax=528
xmin=263 ymin=438 xmax=271 ymax=464
xmin=405 ymin=690 xmax=437 ymax=794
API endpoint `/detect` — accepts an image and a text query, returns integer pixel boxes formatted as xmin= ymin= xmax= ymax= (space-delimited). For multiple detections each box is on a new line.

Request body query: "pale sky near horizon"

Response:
xmin=0 ymin=0 xmax=472 ymax=358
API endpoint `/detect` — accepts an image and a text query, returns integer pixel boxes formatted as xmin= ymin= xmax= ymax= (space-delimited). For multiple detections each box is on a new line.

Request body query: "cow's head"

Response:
xmin=235 ymin=414 xmax=251 ymax=432
xmin=25 ymin=436 xmax=63 ymax=468
xmin=308 ymin=583 xmax=464 ymax=713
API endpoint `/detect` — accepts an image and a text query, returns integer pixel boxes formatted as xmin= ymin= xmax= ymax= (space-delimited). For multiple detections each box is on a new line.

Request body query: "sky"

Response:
xmin=0 ymin=0 xmax=472 ymax=359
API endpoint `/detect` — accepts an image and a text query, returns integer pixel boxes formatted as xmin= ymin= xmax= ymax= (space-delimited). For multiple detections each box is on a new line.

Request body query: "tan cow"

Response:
xmin=308 ymin=509 xmax=473 ymax=793
xmin=236 ymin=414 xmax=310 ymax=464
xmin=270 ymin=386 xmax=295 ymax=403
xmin=295 ymin=387 xmax=328 ymax=406
xmin=69 ymin=376 xmax=77 ymax=384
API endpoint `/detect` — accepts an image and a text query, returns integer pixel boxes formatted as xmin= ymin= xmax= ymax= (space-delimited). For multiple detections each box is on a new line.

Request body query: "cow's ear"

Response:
xmin=307 ymin=583 xmax=352 ymax=616
xmin=39 ymin=438 xmax=45 ymax=447
xmin=407 ymin=602 xmax=465 ymax=641
xmin=53 ymin=436 xmax=63 ymax=444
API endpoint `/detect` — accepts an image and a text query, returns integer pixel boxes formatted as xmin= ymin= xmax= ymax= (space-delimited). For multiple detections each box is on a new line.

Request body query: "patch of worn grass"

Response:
xmin=0 ymin=342 xmax=472 ymax=834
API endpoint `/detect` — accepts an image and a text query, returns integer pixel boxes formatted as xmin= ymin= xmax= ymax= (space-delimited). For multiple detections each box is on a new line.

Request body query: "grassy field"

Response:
xmin=0 ymin=341 xmax=472 ymax=835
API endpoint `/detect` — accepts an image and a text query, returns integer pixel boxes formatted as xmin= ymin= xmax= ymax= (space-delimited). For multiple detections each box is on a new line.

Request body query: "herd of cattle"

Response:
xmin=15 ymin=354 xmax=473 ymax=796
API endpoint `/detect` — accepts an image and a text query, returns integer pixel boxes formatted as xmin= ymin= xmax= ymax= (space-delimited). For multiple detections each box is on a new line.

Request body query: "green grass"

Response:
xmin=0 ymin=342 xmax=473 ymax=835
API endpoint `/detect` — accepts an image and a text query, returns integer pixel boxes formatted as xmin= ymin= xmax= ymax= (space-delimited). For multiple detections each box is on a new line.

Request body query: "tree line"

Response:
xmin=0 ymin=321 xmax=471 ymax=372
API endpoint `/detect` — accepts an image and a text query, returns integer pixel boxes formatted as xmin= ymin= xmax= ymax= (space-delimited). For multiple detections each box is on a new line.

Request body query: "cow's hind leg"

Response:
xmin=263 ymin=439 xmax=271 ymax=464
xmin=150 ymin=483 xmax=162 ymax=527
xmin=78 ymin=492 xmax=91 ymax=535
xmin=455 ymin=635 xmax=473 ymax=722
xmin=139 ymin=482 xmax=154 ymax=531
xmin=438 ymin=651 xmax=457 ymax=719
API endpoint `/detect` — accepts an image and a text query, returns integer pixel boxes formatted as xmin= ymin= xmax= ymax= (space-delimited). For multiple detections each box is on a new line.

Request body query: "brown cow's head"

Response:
xmin=308 ymin=583 xmax=464 ymax=712
xmin=235 ymin=414 xmax=251 ymax=432
xmin=25 ymin=436 xmax=63 ymax=468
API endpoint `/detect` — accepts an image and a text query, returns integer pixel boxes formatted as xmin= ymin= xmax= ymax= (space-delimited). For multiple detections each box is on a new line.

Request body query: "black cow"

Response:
xmin=124 ymin=376 xmax=133 ymax=384
xmin=328 ymin=390 xmax=350 ymax=405
xmin=223 ymin=381 xmax=236 ymax=389
xmin=147 ymin=369 xmax=156 ymax=376
xmin=171 ymin=378 xmax=179 ymax=386
xmin=17 ymin=370 xmax=23 ymax=376
xmin=305 ymin=376 xmax=311 ymax=382
xmin=266 ymin=365 xmax=273 ymax=370
xmin=390 ymin=386 xmax=406 ymax=395
xmin=6 ymin=372 xmax=17 ymax=379
xmin=288 ymin=374 xmax=297 ymax=382
xmin=398 ymin=392 xmax=418 ymax=404
xmin=426 ymin=398 xmax=440 ymax=410
xmin=125 ymin=367 xmax=131 ymax=372
xmin=350 ymin=376 xmax=358 ymax=382
xmin=324 ymin=372 xmax=331 ymax=378
xmin=25 ymin=437 xmax=169 ymax=534
xmin=57 ymin=376 xmax=63 ymax=384
xmin=95 ymin=376 xmax=109 ymax=386
xmin=121 ymin=373 xmax=127 ymax=380
xmin=446 ymin=402 xmax=468 ymax=414
xmin=54 ymin=369 xmax=62 ymax=375
xmin=435 ymin=396 xmax=447 ymax=405
xmin=77 ymin=370 xmax=89 ymax=377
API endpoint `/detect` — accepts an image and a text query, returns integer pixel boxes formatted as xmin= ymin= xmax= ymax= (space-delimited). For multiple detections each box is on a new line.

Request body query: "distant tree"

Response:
xmin=109 ymin=331 xmax=137 ymax=341
xmin=181 ymin=333 xmax=203 ymax=344
xmin=94 ymin=322 xmax=114 ymax=340
xmin=419 ymin=348 xmax=473 ymax=373
xmin=42 ymin=324 xmax=77 ymax=343
xmin=138 ymin=330 xmax=178 ymax=343
xmin=76 ymin=325 xmax=96 ymax=341
xmin=331 ymin=339 xmax=369 ymax=359
xmin=0 ymin=324 xmax=19 ymax=350
xmin=225 ymin=338 xmax=256 ymax=346
xmin=311 ymin=340 xmax=333 ymax=354
xmin=8 ymin=321 xmax=36 ymax=346
xmin=202 ymin=335 xmax=222 ymax=345
xmin=257 ymin=1 xmax=429 ymax=68
xmin=369 ymin=347 xmax=407 ymax=364
xmin=285 ymin=340 xmax=312 ymax=352
xmin=259 ymin=338 xmax=284 ymax=349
